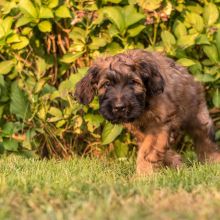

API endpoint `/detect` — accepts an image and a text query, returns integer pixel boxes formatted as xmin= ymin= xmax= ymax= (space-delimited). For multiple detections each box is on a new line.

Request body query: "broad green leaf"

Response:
xmin=161 ymin=30 xmax=176 ymax=46
xmin=163 ymin=1 xmax=172 ymax=16
xmin=203 ymin=3 xmax=219 ymax=26
xmin=173 ymin=20 xmax=187 ymax=38
xmin=48 ymin=0 xmax=59 ymax=8
xmin=0 ymin=76 xmax=9 ymax=103
xmin=103 ymin=5 xmax=144 ymax=32
xmin=177 ymin=34 xmax=198 ymax=49
xmin=213 ymin=88 xmax=220 ymax=108
xmin=0 ymin=75 xmax=6 ymax=86
xmin=187 ymin=4 xmax=203 ymax=14
xmin=19 ymin=0 xmax=38 ymax=18
xmin=84 ymin=114 xmax=104 ymax=132
xmin=60 ymin=52 xmax=84 ymax=64
xmin=114 ymin=140 xmax=128 ymax=158
xmin=73 ymin=116 xmax=83 ymax=134
xmin=48 ymin=107 xmax=62 ymax=117
xmin=131 ymin=0 xmax=140 ymax=4
xmin=36 ymin=56 xmax=47 ymax=79
xmin=177 ymin=58 xmax=196 ymax=67
xmin=192 ymin=64 xmax=202 ymax=78
xmin=92 ymin=9 xmax=105 ymax=25
xmin=69 ymin=27 xmax=86 ymax=42
xmin=69 ymin=68 xmax=88 ymax=87
xmin=70 ymin=42 xmax=85 ymax=52
xmin=38 ymin=106 xmax=49 ymax=120
xmin=204 ymin=66 xmax=219 ymax=76
xmin=0 ymin=25 xmax=4 ymax=39
xmin=6 ymin=34 xmax=20 ymax=44
xmin=55 ymin=5 xmax=72 ymax=18
xmin=58 ymin=79 xmax=75 ymax=98
xmin=0 ymin=60 xmax=16 ymax=75
xmin=0 ymin=17 xmax=13 ymax=38
xmin=203 ymin=44 xmax=219 ymax=63
xmin=39 ymin=7 xmax=54 ymax=18
xmin=56 ymin=120 xmax=66 ymax=128
xmin=102 ymin=7 xmax=125 ymax=33
xmin=40 ymin=84 xmax=56 ymax=96
xmin=38 ymin=20 xmax=52 ymax=32
xmin=215 ymin=28 xmax=220 ymax=56
xmin=1 ymin=16 xmax=14 ymax=35
xmin=137 ymin=0 xmax=162 ymax=11
xmin=108 ymin=24 xmax=120 ymax=38
xmin=103 ymin=0 xmax=122 ymax=3
xmin=127 ymin=25 xmax=145 ymax=37
xmin=202 ymin=59 xmax=215 ymax=66
xmin=89 ymin=97 xmax=100 ymax=111
xmin=0 ymin=1 xmax=16 ymax=14
xmin=102 ymin=122 xmax=123 ymax=145
xmin=84 ymin=4 xmax=97 ymax=11
xmin=22 ymin=129 xmax=36 ymax=150
xmin=0 ymin=105 xmax=5 ymax=119
xmin=196 ymin=34 xmax=210 ymax=45
xmin=21 ymin=27 xmax=32 ymax=35
xmin=1 ymin=122 xmax=14 ymax=137
xmin=11 ymin=36 xmax=29 ymax=50
xmin=123 ymin=5 xmax=145 ymax=28
xmin=105 ymin=42 xmax=123 ymax=54
xmin=194 ymin=73 xmax=216 ymax=82
xmin=16 ymin=16 xmax=35 ymax=27
xmin=34 ymin=79 xmax=46 ymax=93
xmin=58 ymin=68 xmax=88 ymax=98
xmin=216 ymin=130 xmax=220 ymax=141
xmin=3 ymin=139 xmax=19 ymax=151
xmin=89 ymin=37 xmax=109 ymax=50
xmin=184 ymin=12 xmax=204 ymax=32
xmin=10 ymin=81 xmax=31 ymax=120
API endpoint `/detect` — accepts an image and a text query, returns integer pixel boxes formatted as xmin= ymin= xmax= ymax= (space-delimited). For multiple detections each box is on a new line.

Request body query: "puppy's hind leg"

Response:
xmin=189 ymin=103 xmax=220 ymax=163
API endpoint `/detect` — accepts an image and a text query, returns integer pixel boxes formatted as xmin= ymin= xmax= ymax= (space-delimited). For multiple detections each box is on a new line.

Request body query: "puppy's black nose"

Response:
xmin=113 ymin=103 xmax=126 ymax=112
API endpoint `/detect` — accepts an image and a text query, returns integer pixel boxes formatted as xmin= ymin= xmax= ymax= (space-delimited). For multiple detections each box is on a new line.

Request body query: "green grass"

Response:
xmin=1 ymin=155 xmax=220 ymax=220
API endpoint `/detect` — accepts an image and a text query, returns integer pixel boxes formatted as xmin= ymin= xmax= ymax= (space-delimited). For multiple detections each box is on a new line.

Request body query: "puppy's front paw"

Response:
xmin=136 ymin=148 xmax=164 ymax=176
xmin=136 ymin=160 xmax=154 ymax=176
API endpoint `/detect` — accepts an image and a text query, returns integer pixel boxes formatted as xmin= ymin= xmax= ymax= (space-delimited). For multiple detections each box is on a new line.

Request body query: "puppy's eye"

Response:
xmin=103 ymin=81 xmax=111 ymax=88
xmin=129 ymin=79 xmax=139 ymax=86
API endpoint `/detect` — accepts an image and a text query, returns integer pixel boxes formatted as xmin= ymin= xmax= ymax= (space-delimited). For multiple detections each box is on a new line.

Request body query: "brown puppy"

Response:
xmin=74 ymin=49 xmax=220 ymax=175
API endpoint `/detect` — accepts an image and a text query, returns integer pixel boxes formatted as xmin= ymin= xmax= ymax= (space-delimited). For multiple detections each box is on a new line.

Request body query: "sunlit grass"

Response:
xmin=1 ymin=155 xmax=220 ymax=220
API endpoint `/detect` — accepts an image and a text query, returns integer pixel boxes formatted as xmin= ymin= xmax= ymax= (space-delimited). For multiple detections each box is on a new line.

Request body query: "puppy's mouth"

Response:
xmin=110 ymin=116 xmax=136 ymax=124
xmin=99 ymin=98 xmax=145 ymax=124
xmin=99 ymin=108 xmax=137 ymax=124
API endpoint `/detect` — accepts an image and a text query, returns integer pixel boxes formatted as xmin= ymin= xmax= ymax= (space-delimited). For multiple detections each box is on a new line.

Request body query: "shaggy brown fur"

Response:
xmin=74 ymin=49 xmax=220 ymax=175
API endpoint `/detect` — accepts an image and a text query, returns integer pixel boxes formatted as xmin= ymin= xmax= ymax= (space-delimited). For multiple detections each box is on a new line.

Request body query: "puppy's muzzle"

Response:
xmin=112 ymin=102 xmax=127 ymax=113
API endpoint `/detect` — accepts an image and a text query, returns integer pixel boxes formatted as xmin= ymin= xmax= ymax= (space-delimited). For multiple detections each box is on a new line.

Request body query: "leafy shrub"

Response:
xmin=0 ymin=0 xmax=219 ymax=158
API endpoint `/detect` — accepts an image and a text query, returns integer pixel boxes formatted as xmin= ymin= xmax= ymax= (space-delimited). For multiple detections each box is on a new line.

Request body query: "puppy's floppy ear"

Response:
xmin=74 ymin=65 xmax=99 ymax=105
xmin=137 ymin=60 xmax=165 ymax=96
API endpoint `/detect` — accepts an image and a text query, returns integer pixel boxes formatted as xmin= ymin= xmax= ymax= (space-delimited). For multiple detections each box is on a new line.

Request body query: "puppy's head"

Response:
xmin=74 ymin=50 xmax=165 ymax=123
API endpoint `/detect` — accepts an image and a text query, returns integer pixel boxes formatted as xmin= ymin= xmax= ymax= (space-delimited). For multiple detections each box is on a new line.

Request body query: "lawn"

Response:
xmin=1 ymin=155 xmax=220 ymax=220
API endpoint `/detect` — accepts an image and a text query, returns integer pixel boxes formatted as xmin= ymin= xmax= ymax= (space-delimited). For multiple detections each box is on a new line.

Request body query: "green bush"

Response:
xmin=0 ymin=0 xmax=219 ymax=158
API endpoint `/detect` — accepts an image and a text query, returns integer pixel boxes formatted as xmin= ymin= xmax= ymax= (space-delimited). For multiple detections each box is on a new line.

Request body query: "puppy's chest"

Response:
xmin=138 ymin=108 xmax=176 ymax=127
xmin=124 ymin=114 xmax=181 ymax=145
xmin=134 ymin=108 xmax=180 ymax=132
xmin=124 ymin=113 xmax=161 ymax=141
